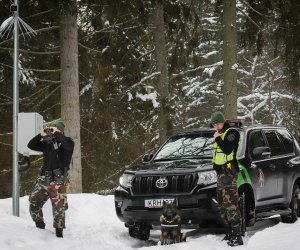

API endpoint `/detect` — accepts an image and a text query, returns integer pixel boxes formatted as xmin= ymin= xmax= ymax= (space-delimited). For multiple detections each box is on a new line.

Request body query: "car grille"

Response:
xmin=131 ymin=174 xmax=198 ymax=195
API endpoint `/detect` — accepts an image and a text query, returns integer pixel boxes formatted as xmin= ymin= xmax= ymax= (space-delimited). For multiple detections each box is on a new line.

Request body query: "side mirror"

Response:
xmin=143 ymin=153 xmax=153 ymax=162
xmin=252 ymin=146 xmax=271 ymax=160
xmin=18 ymin=155 xmax=30 ymax=172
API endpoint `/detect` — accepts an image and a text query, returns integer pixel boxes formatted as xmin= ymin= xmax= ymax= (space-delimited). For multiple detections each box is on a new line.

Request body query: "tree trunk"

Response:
xmin=60 ymin=1 xmax=82 ymax=193
xmin=223 ymin=0 xmax=237 ymax=118
xmin=153 ymin=3 xmax=171 ymax=143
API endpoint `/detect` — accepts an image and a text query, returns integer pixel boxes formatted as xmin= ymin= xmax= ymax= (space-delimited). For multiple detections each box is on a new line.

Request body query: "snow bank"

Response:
xmin=0 ymin=194 xmax=299 ymax=250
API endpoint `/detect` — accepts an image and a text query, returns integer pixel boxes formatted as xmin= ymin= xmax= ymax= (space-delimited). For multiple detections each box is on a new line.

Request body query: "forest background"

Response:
xmin=0 ymin=0 xmax=300 ymax=198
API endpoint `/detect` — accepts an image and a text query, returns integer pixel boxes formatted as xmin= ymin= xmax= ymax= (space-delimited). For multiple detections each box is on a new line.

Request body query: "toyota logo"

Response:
xmin=156 ymin=177 xmax=168 ymax=189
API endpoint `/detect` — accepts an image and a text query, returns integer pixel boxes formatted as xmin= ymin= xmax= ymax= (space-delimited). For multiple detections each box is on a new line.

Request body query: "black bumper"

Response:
xmin=114 ymin=184 xmax=221 ymax=226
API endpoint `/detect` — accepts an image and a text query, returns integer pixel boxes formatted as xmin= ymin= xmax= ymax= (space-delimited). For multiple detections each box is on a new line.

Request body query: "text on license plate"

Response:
xmin=144 ymin=198 xmax=175 ymax=208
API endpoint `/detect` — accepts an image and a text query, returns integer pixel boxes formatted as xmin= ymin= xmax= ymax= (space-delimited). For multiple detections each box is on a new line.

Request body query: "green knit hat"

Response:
xmin=50 ymin=119 xmax=65 ymax=133
xmin=211 ymin=111 xmax=225 ymax=125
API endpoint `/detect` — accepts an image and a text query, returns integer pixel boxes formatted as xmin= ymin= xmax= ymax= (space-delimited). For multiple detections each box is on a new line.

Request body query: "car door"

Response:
xmin=275 ymin=128 xmax=296 ymax=203
xmin=259 ymin=129 xmax=287 ymax=202
xmin=248 ymin=129 xmax=279 ymax=203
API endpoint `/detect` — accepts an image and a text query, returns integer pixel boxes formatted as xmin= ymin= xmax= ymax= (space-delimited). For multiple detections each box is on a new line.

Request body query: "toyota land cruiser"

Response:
xmin=114 ymin=121 xmax=300 ymax=240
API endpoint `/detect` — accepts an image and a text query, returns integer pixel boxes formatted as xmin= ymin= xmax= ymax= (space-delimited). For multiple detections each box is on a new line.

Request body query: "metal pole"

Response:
xmin=12 ymin=0 xmax=19 ymax=217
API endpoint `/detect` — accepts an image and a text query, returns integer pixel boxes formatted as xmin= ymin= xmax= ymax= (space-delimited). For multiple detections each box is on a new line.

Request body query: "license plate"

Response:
xmin=144 ymin=198 xmax=175 ymax=208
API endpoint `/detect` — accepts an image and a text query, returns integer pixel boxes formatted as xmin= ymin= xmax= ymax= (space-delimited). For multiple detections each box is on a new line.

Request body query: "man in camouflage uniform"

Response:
xmin=27 ymin=119 xmax=74 ymax=238
xmin=211 ymin=111 xmax=243 ymax=246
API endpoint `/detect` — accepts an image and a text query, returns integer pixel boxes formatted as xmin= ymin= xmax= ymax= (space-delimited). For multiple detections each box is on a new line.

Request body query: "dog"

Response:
xmin=159 ymin=201 xmax=186 ymax=245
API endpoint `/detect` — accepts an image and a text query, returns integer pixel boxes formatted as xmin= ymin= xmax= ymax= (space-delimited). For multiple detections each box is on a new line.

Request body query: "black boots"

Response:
xmin=222 ymin=225 xmax=231 ymax=241
xmin=35 ymin=220 xmax=45 ymax=229
xmin=56 ymin=228 xmax=63 ymax=238
xmin=227 ymin=227 xmax=244 ymax=247
xmin=35 ymin=221 xmax=63 ymax=238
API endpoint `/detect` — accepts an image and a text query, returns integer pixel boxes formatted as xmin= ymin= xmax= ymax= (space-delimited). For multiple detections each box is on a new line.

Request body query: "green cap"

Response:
xmin=50 ymin=119 xmax=65 ymax=133
xmin=211 ymin=111 xmax=225 ymax=125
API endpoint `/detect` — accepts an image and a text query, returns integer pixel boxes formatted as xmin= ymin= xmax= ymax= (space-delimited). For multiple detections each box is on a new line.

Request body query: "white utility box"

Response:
xmin=18 ymin=112 xmax=43 ymax=155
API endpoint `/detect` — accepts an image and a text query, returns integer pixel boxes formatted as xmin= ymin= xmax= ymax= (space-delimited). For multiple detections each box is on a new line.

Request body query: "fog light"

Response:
xmin=116 ymin=201 xmax=123 ymax=207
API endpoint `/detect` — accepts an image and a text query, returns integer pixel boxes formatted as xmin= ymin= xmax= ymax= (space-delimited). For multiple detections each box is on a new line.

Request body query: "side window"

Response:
xmin=277 ymin=129 xmax=294 ymax=154
xmin=248 ymin=130 xmax=266 ymax=156
xmin=264 ymin=130 xmax=285 ymax=156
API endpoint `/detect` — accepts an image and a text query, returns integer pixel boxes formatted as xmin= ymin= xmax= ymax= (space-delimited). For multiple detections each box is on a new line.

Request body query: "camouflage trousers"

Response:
xmin=29 ymin=175 xmax=69 ymax=228
xmin=216 ymin=173 xmax=241 ymax=228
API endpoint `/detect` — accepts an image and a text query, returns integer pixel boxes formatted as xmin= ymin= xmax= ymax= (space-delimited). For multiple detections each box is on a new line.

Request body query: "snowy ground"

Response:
xmin=0 ymin=194 xmax=299 ymax=250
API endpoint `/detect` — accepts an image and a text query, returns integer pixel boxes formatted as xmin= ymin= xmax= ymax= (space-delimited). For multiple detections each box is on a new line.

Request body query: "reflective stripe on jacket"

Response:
xmin=212 ymin=128 xmax=239 ymax=166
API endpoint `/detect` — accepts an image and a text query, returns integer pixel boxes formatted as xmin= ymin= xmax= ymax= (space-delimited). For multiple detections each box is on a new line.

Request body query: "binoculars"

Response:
xmin=44 ymin=127 xmax=54 ymax=133
xmin=43 ymin=127 xmax=54 ymax=144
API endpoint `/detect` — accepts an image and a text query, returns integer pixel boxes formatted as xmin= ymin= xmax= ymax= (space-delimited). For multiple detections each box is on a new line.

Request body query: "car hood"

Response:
xmin=125 ymin=158 xmax=214 ymax=175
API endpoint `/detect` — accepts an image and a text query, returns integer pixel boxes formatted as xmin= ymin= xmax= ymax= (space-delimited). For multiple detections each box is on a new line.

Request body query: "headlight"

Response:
xmin=197 ymin=171 xmax=217 ymax=185
xmin=119 ymin=173 xmax=134 ymax=188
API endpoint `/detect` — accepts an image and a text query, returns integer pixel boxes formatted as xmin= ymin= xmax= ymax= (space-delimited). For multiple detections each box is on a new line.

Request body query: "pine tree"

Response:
xmin=223 ymin=0 xmax=238 ymax=118
xmin=59 ymin=0 xmax=82 ymax=193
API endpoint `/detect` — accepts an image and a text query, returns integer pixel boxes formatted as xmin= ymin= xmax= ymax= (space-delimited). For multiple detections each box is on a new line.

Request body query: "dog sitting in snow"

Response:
xmin=160 ymin=201 xmax=186 ymax=245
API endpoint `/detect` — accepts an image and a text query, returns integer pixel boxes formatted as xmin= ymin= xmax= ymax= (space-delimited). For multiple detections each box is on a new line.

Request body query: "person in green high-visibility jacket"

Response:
xmin=211 ymin=111 xmax=243 ymax=247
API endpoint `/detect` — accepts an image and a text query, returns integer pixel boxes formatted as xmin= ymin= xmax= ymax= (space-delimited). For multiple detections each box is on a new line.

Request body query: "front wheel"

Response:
xmin=281 ymin=185 xmax=300 ymax=223
xmin=128 ymin=223 xmax=151 ymax=241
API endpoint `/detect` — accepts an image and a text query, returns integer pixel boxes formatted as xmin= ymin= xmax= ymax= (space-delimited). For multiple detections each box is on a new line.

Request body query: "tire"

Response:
xmin=239 ymin=191 xmax=246 ymax=236
xmin=281 ymin=185 xmax=300 ymax=223
xmin=128 ymin=223 xmax=151 ymax=241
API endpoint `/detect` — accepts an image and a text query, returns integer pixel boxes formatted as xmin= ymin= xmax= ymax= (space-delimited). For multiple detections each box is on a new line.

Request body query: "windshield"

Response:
xmin=154 ymin=132 xmax=215 ymax=161
xmin=154 ymin=131 xmax=244 ymax=161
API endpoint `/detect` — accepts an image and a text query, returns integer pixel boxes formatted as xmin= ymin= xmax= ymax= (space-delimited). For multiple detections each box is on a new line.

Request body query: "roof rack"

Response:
xmin=226 ymin=118 xmax=244 ymax=128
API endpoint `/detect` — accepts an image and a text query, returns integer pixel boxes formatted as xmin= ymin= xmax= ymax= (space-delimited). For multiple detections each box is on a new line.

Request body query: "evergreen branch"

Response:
xmin=0 ymin=62 xmax=61 ymax=73
xmin=80 ymin=18 xmax=138 ymax=41
xmin=170 ymin=61 xmax=223 ymax=80
xmin=42 ymin=103 xmax=60 ymax=113
xmin=238 ymin=0 xmax=273 ymax=19
xmin=0 ymin=62 xmax=13 ymax=69
xmin=22 ymin=85 xmax=49 ymax=101
xmin=109 ymin=33 xmax=153 ymax=82
xmin=0 ymin=93 xmax=12 ymax=100
xmin=81 ymin=155 xmax=96 ymax=171
xmin=94 ymin=167 xmax=124 ymax=185
xmin=78 ymin=42 xmax=102 ymax=53
xmin=0 ymin=141 xmax=12 ymax=147
xmin=137 ymin=48 xmax=155 ymax=61
xmin=0 ymin=132 xmax=12 ymax=136
xmin=25 ymin=68 xmax=61 ymax=73
xmin=0 ymin=86 xmax=48 ymax=105
xmin=237 ymin=7 xmax=260 ymax=30
xmin=80 ymin=126 xmax=105 ymax=145
xmin=129 ymin=72 xmax=161 ymax=90
xmin=0 ymin=169 xmax=12 ymax=176
xmin=24 ymin=86 xmax=51 ymax=106
xmin=79 ymin=72 xmax=90 ymax=81
xmin=23 ymin=9 xmax=54 ymax=20
xmin=34 ymin=78 xmax=61 ymax=83
xmin=0 ymin=46 xmax=59 ymax=55
xmin=32 ymin=85 xmax=60 ymax=109
xmin=94 ymin=146 xmax=156 ymax=186
xmin=0 ymin=84 xmax=53 ymax=106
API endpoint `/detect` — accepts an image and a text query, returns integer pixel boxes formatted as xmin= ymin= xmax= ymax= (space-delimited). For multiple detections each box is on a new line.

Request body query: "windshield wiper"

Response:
xmin=153 ymin=157 xmax=182 ymax=162
xmin=185 ymin=155 xmax=212 ymax=159
xmin=154 ymin=155 xmax=212 ymax=161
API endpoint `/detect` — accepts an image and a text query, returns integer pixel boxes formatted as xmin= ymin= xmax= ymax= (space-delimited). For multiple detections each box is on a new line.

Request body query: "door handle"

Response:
xmin=269 ymin=164 xmax=276 ymax=171
xmin=286 ymin=161 xmax=295 ymax=168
